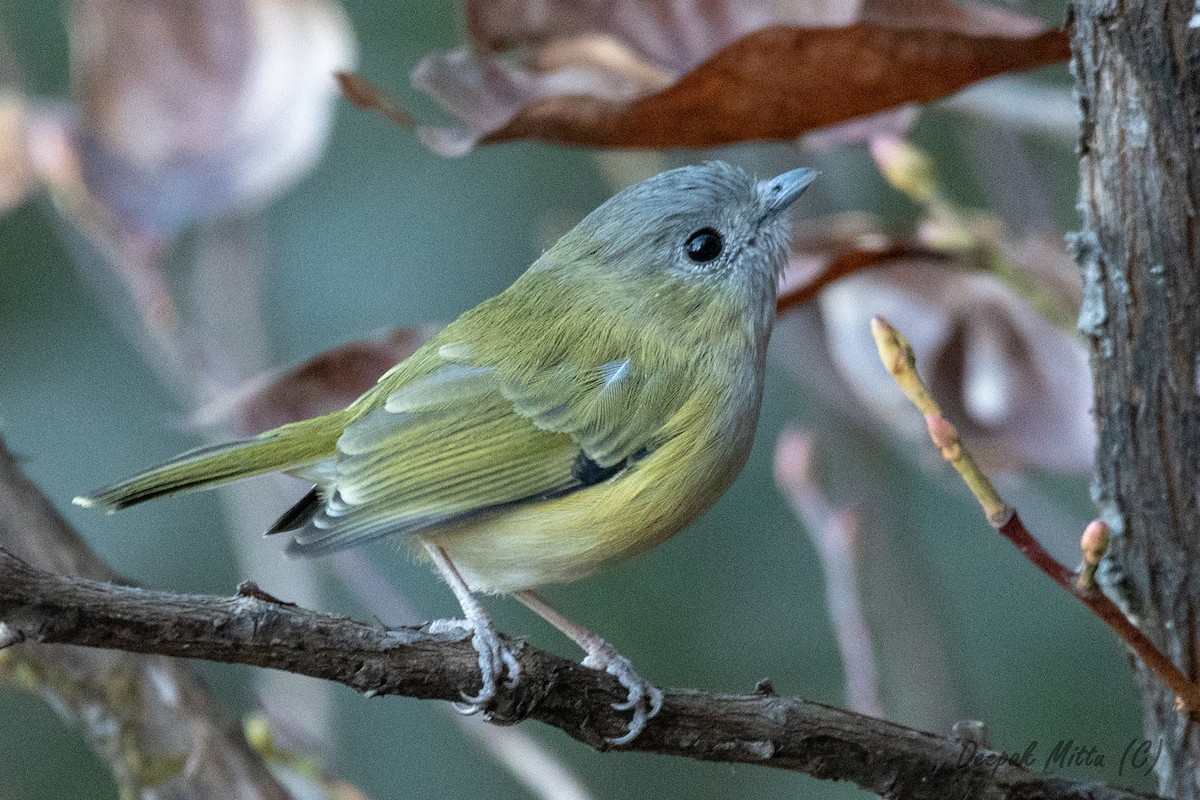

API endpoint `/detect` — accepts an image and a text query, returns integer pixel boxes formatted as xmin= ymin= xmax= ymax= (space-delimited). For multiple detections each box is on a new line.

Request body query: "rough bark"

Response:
xmin=0 ymin=549 xmax=1166 ymax=800
xmin=1070 ymin=0 xmax=1200 ymax=796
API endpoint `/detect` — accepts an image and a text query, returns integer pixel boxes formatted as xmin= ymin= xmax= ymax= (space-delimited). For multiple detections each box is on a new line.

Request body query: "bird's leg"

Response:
xmin=424 ymin=543 xmax=520 ymax=711
xmin=513 ymin=590 xmax=663 ymax=745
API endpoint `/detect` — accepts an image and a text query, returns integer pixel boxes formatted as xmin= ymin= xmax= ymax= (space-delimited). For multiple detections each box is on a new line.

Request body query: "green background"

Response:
xmin=0 ymin=2 xmax=1149 ymax=798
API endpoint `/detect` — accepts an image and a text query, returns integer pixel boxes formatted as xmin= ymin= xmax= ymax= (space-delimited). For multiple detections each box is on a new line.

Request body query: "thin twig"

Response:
xmin=774 ymin=428 xmax=884 ymax=717
xmin=870 ymin=315 xmax=1200 ymax=716
xmin=0 ymin=549 xmax=1165 ymax=800
xmin=775 ymin=244 xmax=948 ymax=315
xmin=336 ymin=72 xmax=415 ymax=128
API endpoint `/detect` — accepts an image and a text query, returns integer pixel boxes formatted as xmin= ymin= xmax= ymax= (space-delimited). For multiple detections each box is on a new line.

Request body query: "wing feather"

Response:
xmin=286 ymin=343 xmax=686 ymax=556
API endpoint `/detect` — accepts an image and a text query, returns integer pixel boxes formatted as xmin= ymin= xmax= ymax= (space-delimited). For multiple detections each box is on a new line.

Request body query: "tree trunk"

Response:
xmin=1071 ymin=0 xmax=1200 ymax=796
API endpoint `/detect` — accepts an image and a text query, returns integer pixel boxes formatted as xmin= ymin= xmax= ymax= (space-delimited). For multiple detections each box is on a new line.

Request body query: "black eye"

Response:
xmin=684 ymin=228 xmax=724 ymax=263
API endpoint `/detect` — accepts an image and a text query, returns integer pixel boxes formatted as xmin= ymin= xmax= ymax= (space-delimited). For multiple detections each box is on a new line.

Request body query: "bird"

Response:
xmin=75 ymin=161 xmax=816 ymax=743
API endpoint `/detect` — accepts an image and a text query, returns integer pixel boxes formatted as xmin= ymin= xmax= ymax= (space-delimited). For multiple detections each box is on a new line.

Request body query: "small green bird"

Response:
xmin=76 ymin=161 xmax=816 ymax=743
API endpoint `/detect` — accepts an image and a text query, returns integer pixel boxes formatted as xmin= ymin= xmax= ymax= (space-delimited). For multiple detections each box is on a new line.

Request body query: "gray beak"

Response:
xmin=759 ymin=167 xmax=818 ymax=219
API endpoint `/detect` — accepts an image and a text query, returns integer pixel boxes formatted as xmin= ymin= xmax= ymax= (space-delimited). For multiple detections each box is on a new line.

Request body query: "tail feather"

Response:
xmin=265 ymin=485 xmax=322 ymax=535
xmin=74 ymin=420 xmax=341 ymax=511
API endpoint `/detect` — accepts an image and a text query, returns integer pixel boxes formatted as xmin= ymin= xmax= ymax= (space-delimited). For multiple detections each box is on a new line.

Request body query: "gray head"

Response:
xmin=548 ymin=161 xmax=816 ymax=297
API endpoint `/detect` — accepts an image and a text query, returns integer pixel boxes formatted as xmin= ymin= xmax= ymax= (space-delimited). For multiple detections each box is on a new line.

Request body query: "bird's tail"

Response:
xmin=73 ymin=416 xmax=344 ymax=511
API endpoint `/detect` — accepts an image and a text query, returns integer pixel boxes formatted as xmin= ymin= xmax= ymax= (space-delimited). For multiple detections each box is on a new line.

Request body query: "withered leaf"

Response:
xmin=486 ymin=24 xmax=1067 ymax=150
xmin=463 ymin=0 xmax=1048 ymax=70
xmin=413 ymin=16 xmax=1068 ymax=155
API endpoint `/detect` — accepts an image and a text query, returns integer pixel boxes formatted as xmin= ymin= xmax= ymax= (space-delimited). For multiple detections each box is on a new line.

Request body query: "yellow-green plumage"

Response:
xmin=76 ymin=161 xmax=814 ymax=597
xmin=75 ymin=416 xmax=345 ymax=509
xmin=346 ymin=268 xmax=766 ymax=592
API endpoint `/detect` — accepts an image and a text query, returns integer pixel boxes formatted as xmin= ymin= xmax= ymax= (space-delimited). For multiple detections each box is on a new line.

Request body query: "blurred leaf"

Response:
xmin=36 ymin=0 xmax=356 ymax=345
xmin=70 ymin=0 xmax=357 ymax=236
xmin=460 ymin=0 xmax=1053 ymax=78
xmin=774 ymin=212 xmax=1092 ymax=473
xmin=803 ymin=220 xmax=1092 ymax=473
xmin=190 ymin=326 xmax=439 ymax=436
xmin=407 ymin=0 xmax=1068 ymax=155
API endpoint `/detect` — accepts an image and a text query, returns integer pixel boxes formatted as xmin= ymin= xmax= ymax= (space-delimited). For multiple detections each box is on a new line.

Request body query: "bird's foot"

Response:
xmin=582 ymin=642 xmax=663 ymax=745
xmin=428 ymin=617 xmax=520 ymax=712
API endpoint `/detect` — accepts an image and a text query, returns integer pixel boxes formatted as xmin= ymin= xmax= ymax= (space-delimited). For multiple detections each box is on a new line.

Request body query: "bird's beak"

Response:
xmin=759 ymin=167 xmax=818 ymax=220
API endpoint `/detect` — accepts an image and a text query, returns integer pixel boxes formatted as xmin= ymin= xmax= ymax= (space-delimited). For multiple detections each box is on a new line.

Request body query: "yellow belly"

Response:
xmin=423 ymin=415 xmax=751 ymax=594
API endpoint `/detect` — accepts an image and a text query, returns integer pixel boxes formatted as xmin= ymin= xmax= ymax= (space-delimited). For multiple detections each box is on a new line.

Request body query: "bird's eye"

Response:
xmin=684 ymin=228 xmax=724 ymax=263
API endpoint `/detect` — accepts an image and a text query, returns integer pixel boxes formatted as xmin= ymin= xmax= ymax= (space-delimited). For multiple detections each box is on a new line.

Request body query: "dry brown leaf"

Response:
xmin=190 ymin=326 xmax=439 ymax=436
xmin=468 ymin=25 xmax=1066 ymax=151
xmin=411 ymin=0 xmax=1067 ymax=155
xmin=464 ymin=0 xmax=1046 ymax=67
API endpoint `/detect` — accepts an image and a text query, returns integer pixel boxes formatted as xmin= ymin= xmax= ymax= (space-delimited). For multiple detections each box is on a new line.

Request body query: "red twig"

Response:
xmin=775 ymin=244 xmax=947 ymax=315
xmin=872 ymin=315 xmax=1200 ymax=716
xmin=994 ymin=510 xmax=1200 ymax=714
xmin=336 ymin=72 xmax=414 ymax=128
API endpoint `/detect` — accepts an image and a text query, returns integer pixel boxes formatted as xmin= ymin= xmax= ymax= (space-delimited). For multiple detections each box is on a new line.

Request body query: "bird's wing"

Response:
xmin=285 ymin=353 xmax=682 ymax=556
xmin=490 ymin=354 xmax=686 ymax=467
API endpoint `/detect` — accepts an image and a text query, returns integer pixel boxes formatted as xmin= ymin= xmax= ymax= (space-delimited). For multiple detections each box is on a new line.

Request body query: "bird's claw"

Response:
xmin=430 ymin=617 xmax=520 ymax=712
xmin=582 ymin=645 xmax=663 ymax=745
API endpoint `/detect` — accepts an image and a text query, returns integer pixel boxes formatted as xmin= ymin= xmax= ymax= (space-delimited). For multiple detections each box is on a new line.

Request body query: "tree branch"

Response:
xmin=0 ymin=549 xmax=1164 ymax=800
xmin=0 ymin=439 xmax=288 ymax=799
